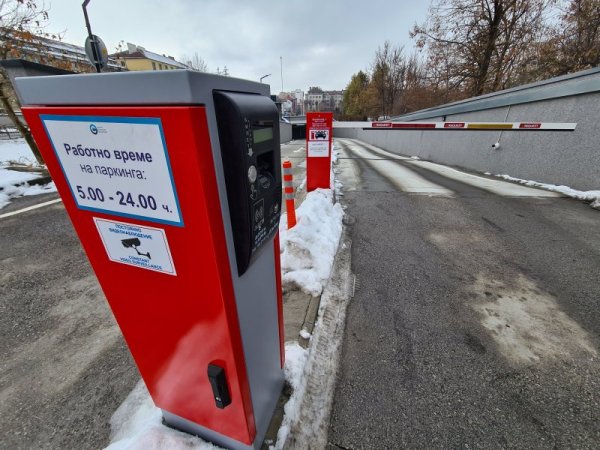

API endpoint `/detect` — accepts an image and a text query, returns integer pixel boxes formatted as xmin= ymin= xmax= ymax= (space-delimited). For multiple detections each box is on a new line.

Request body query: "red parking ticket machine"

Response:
xmin=306 ymin=111 xmax=333 ymax=191
xmin=16 ymin=71 xmax=284 ymax=450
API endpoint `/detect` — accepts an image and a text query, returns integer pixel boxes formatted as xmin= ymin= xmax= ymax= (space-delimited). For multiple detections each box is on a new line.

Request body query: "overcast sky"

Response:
xmin=47 ymin=1 xmax=430 ymax=93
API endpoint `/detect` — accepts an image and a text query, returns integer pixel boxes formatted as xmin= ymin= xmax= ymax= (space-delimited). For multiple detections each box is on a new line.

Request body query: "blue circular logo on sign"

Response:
xmin=90 ymin=124 xmax=98 ymax=135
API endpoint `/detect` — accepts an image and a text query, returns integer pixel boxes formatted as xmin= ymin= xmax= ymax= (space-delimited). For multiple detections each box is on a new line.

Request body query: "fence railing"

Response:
xmin=0 ymin=125 xmax=21 ymax=140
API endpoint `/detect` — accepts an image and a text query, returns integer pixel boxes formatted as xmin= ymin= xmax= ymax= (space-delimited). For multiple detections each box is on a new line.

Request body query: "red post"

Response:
xmin=306 ymin=111 xmax=333 ymax=192
xmin=282 ymin=160 xmax=297 ymax=229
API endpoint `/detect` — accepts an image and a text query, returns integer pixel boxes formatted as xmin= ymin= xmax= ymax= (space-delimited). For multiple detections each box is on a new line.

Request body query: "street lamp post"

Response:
xmin=260 ymin=73 xmax=271 ymax=83
xmin=280 ymin=56 xmax=283 ymax=93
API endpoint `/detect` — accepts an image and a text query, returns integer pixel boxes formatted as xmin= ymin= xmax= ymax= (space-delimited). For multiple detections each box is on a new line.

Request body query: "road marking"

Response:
xmin=337 ymin=138 xmax=409 ymax=160
xmin=408 ymin=160 xmax=561 ymax=197
xmin=337 ymin=140 xmax=562 ymax=198
xmin=0 ymin=198 xmax=63 ymax=219
xmin=340 ymin=140 xmax=453 ymax=196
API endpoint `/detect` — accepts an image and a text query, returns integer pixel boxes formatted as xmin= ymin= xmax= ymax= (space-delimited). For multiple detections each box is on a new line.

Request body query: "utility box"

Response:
xmin=16 ymin=71 xmax=284 ymax=450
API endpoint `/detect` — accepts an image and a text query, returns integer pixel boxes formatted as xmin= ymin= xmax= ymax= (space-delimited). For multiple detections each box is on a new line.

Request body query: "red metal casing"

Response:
xmin=306 ymin=112 xmax=333 ymax=191
xmin=22 ymin=106 xmax=260 ymax=444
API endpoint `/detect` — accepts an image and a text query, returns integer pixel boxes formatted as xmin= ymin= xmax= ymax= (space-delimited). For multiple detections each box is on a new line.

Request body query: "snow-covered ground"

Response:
xmin=0 ymin=139 xmax=57 ymax=209
xmin=279 ymin=188 xmax=344 ymax=297
xmin=104 ymin=343 xmax=309 ymax=450
xmin=495 ymin=174 xmax=600 ymax=209
xmin=1 ymin=138 xmax=40 ymax=164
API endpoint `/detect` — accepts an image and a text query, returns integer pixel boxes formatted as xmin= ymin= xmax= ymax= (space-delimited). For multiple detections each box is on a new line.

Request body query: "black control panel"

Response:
xmin=214 ymin=91 xmax=281 ymax=276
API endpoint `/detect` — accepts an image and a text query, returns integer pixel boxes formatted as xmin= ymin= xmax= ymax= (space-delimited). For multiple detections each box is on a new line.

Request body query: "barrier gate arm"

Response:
xmin=333 ymin=121 xmax=577 ymax=131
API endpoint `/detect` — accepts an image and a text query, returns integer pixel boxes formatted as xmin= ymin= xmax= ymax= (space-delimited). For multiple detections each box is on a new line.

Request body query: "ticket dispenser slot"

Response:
xmin=214 ymin=91 xmax=281 ymax=276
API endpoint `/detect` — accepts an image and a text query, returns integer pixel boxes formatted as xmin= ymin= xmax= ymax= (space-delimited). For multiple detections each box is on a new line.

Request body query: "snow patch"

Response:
xmin=274 ymin=343 xmax=309 ymax=449
xmin=410 ymin=155 xmax=420 ymax=160
xmin=105 ymin=343 xmax=310 ymax=450
xmin=105 ymin=381 xmax=220 ymax=450
xmin=0 ymin=180 xmax=57 ymax=209
xmin=0 ymin=139 xmax=56 ymax=209
xmin=497 ymin=174 xmax=600 ymax=208
xmin=279 ymin=189 xmax=344 ymax=296
xmin=0 ymin=138 xmax=40 ymax=166
xmin=299 ymin=329 xmax=311 ymax=340
xmin=0 ymin=167 xmax=41 ymax=186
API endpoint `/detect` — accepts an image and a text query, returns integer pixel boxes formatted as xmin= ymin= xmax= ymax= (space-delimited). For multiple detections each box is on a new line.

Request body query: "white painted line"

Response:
xmin=340 ymin=138 xmax=409 ymax=160
xmin=341 ymin=140 xmax=453 ymax=196
xmin=0 ymin=198 xmax=63 ymax=219
xmin=408 ymin=161 xmax=562 ymax=197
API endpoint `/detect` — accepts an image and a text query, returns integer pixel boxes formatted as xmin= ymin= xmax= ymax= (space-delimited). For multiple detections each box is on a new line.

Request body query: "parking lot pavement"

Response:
xmin=0 ymin=197 xmax=140 ymax=449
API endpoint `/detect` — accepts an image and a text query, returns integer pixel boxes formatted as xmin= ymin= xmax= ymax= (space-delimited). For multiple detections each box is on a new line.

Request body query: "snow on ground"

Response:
xmin=299 ymin=329 xmax=311 ymax=340
xmin=272 ymin=343 xmax=309 ymax=449
xmin=0 ymin=139 xmax=57 ymax=209
xmin=279 ymin=188 xmax=344 ymax=296
xmin=104 ymin=344 xmax=309 ymax=450
xmin=0 ymin=181 xmax=57 ymax=209
xmin=0 ymin=138 xmax=41 ymax=165
xmin=496 ymin=174 xmax=600 ymax=209
xmin=105 ymin=381 xmax=218 ymax=450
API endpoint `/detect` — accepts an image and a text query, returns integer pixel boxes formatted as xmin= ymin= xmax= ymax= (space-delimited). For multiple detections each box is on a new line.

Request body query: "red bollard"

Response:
xmin=306 ymin=111 xmax=333 ymax=192
xmin=282 ymin=160 xmax=297 ymax=229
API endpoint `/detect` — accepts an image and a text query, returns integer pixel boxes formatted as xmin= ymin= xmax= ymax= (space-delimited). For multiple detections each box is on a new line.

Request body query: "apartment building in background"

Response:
xmin=306 ymin=86 xmax=344 ymax=116
xmin=111 ymin=43 xmax=188 ymax=71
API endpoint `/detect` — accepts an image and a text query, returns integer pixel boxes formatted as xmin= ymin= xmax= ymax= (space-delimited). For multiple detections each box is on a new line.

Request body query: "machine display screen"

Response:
xmin=253 ymin=127 xmax=273 ymax=144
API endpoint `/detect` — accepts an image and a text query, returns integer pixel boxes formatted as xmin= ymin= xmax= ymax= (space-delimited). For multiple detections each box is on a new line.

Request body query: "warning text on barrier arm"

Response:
xmin=41 ymin=116 xmax=182 ymax=225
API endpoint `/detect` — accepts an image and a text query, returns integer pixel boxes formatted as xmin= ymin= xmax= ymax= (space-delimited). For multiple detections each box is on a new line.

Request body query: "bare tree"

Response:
xmin=370 ymin=41 xmax=412 ymax=117
xmin=181 ymin=51 xmax=208 ymax=72
xmin=540 ymin=0 xmax=600 ymax=75
xmin=412 ymin=0 xmax=552 ymax=97
xmin=0 ymin=0 xmax=52 ymax=164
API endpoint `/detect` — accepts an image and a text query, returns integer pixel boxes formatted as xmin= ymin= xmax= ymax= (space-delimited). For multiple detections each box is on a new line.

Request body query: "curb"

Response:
xmin=0 ymin=174 xmax=52 ymax=191
xmin=262 ymin=219 xmax=353 ymax=449
xmin=284 ymin=216 xmax=354 ymax=449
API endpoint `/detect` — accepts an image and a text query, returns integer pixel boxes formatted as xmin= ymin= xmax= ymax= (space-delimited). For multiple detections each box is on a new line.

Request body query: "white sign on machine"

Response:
xmin=41 ymin=115 xmax=182 ymax=226
xmin=94 ymin=218 xmax=176 ymax=275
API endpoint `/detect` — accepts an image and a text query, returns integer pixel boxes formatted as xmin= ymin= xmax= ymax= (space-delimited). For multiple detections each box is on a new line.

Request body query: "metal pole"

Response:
xmin=82 ymin=0 xmax=101 ymax=73
xmin=260 ymin=73 xmax=271 ymax=83
xmin=280 ymin=56 xmax=283 ymax=93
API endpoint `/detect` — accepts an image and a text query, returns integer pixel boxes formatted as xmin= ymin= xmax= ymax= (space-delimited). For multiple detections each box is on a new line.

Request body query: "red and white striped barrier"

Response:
xmin=333 ymin=121 xmax=577 ymax=131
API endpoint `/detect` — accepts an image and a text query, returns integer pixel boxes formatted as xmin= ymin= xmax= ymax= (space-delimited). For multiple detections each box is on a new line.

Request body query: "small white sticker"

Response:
xmin=307 ymin=140 xmax=329 ymax=157
xmin=94 ymin=218 xmax=176 ymax=275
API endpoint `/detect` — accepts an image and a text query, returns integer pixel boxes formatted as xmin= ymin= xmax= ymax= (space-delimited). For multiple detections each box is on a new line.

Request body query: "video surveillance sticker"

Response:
xmin=94 ymin=218 xmax=176 ymax=276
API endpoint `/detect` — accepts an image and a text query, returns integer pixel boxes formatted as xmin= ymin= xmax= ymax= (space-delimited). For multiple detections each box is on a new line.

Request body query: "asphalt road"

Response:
xmin=328 ymin=139 xmax=600 ymax=449
xmin=0 ymin=192 xmax=139 ymax=450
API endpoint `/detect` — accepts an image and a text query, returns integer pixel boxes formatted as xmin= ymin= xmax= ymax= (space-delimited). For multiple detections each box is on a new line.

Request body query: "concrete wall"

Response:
xmin=335 ymin=70 xmax=600 ymax=191
xmin=279 ymin=122 xmax=292 ymax=144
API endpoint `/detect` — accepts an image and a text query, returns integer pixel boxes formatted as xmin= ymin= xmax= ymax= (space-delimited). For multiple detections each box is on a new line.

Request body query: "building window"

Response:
xmin=152 ymin=62 xmax=156 ymax=70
